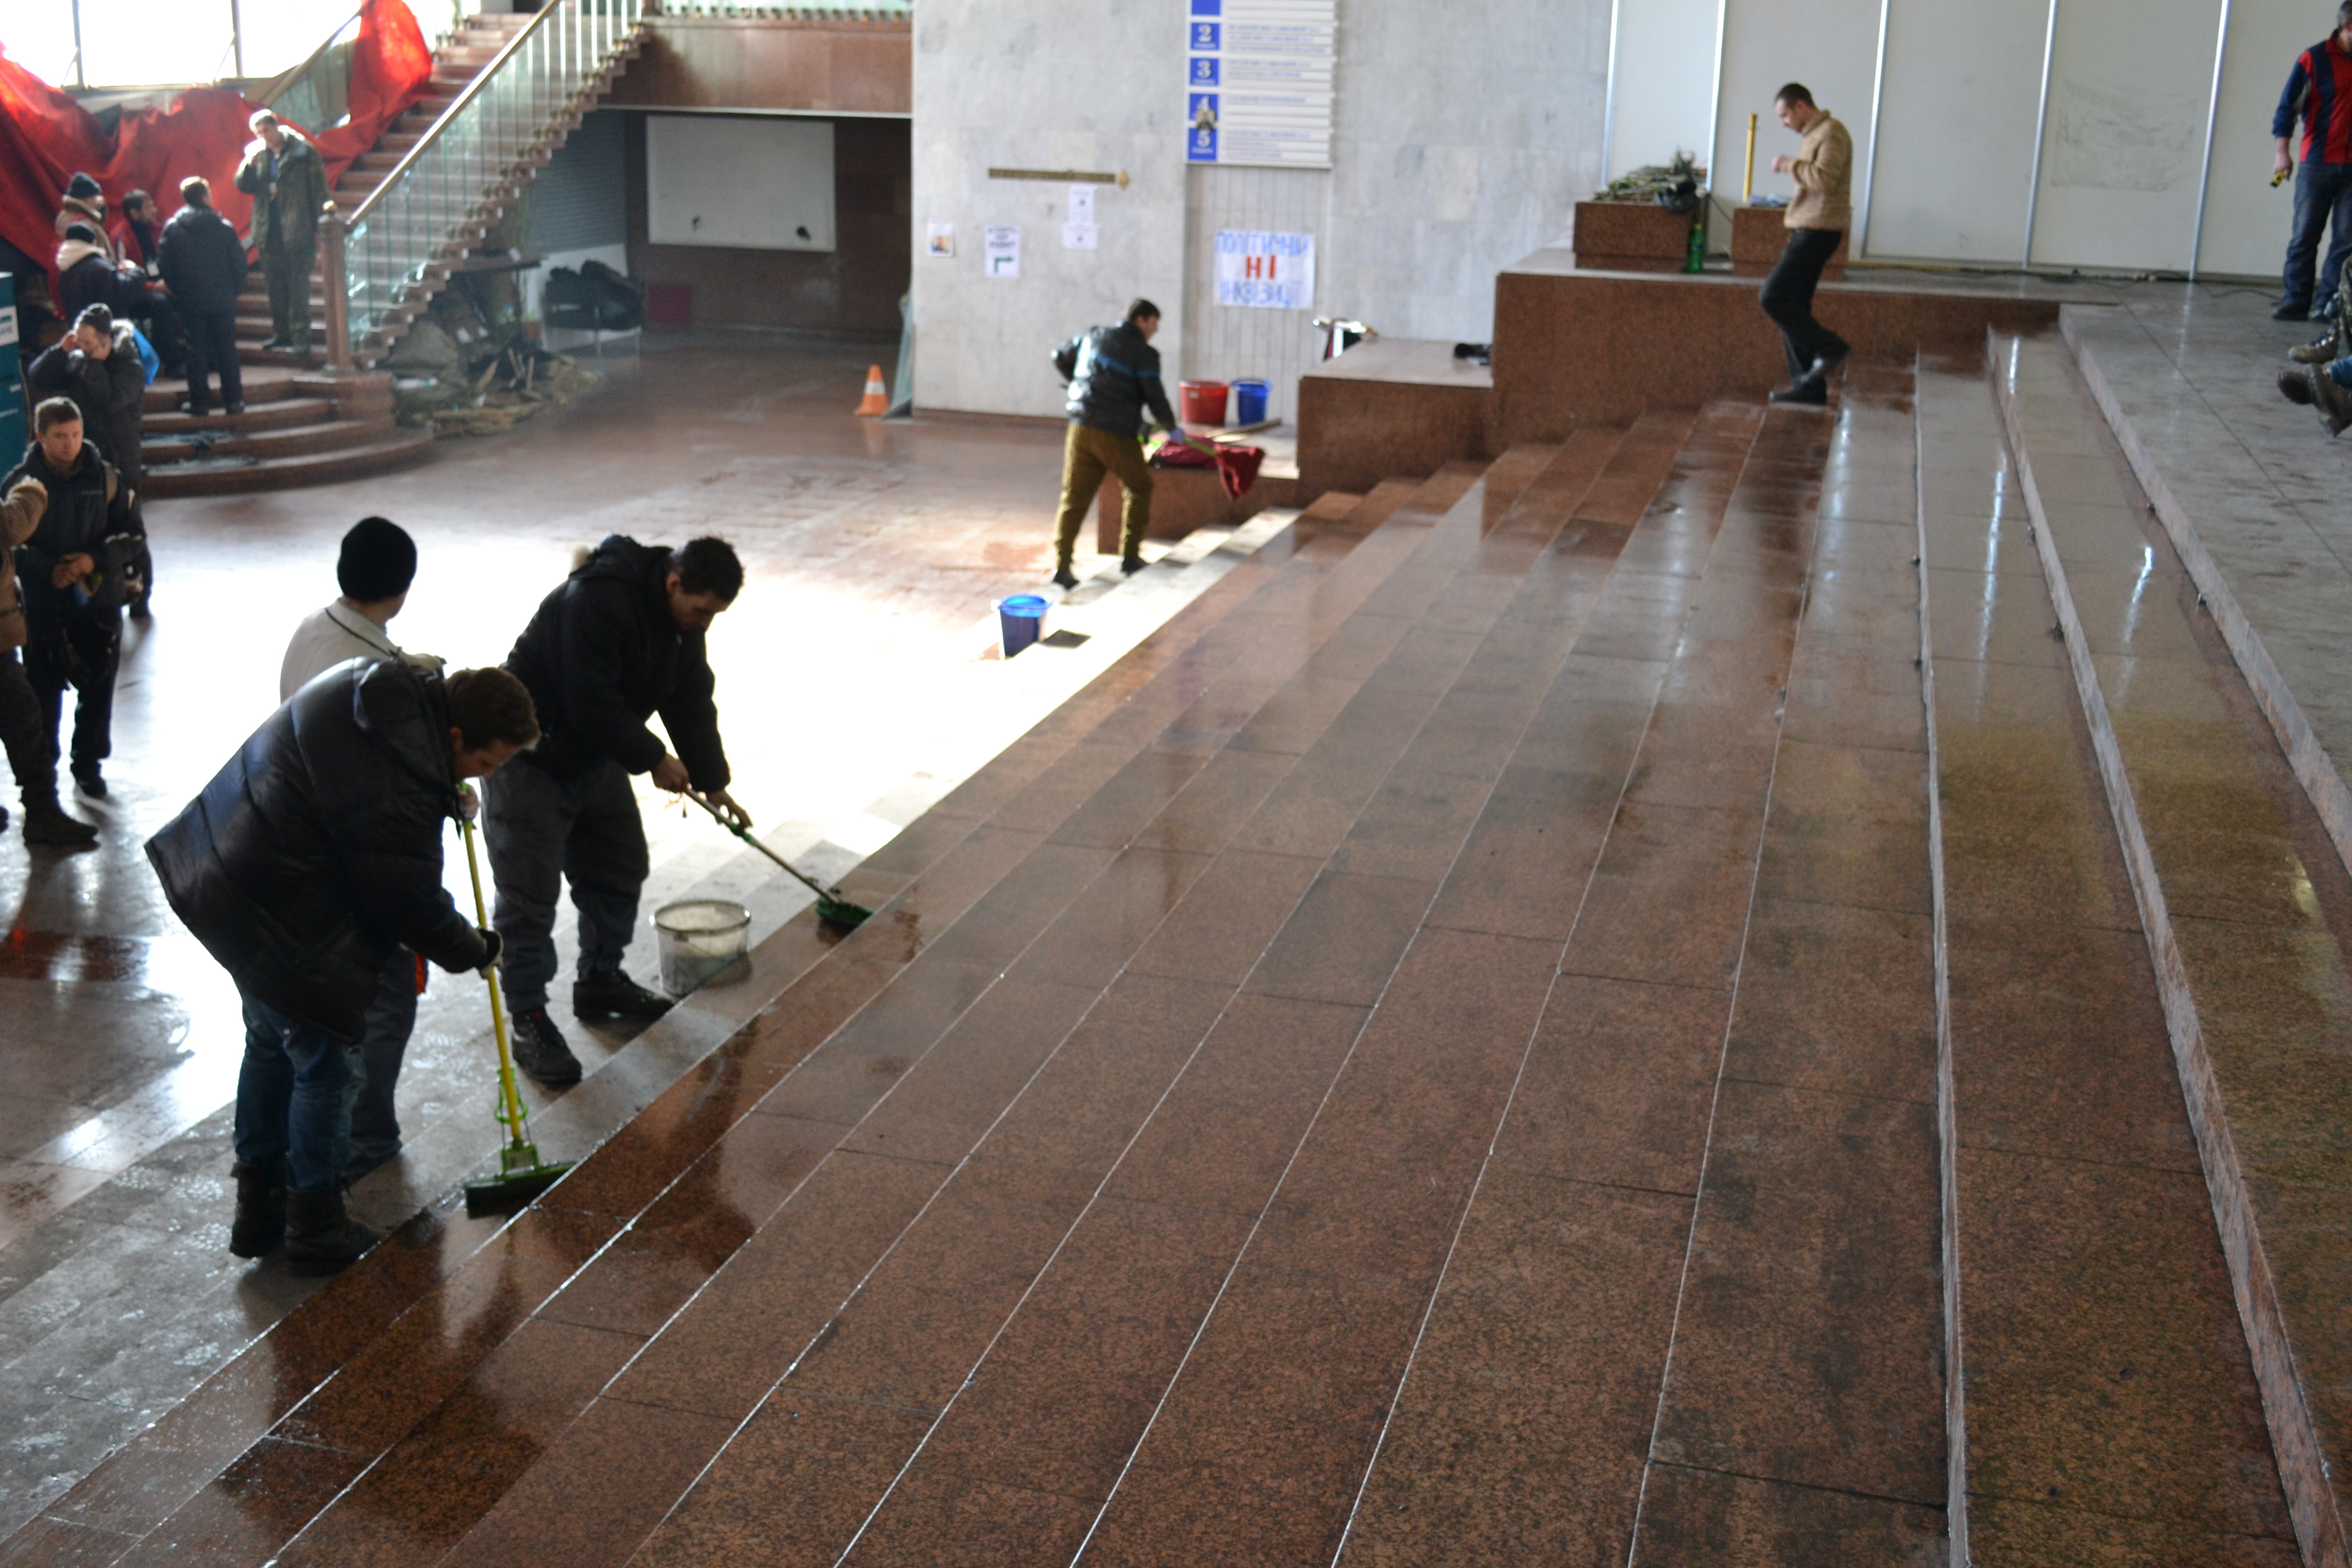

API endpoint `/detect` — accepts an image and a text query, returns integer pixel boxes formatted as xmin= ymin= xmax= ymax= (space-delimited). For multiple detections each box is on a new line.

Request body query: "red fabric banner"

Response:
xmin=0 ymin=0 xmax=433 ymax=304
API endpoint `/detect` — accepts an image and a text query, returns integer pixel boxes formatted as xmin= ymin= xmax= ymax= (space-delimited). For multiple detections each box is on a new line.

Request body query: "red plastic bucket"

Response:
xmin=1179 ymin=380 xmax=1229 ymax=426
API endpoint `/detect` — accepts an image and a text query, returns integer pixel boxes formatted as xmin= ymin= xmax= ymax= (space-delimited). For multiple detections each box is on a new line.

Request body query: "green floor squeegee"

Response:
xmin=683 ymin=790 xmax=872 ymax=929
xmin=457 ymin=812 xmax=573 ymax=1216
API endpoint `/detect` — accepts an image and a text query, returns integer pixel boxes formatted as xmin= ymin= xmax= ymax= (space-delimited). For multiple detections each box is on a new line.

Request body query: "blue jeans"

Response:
xmin=2284 ymin=160 xmax=2352 ymax=312
xmin=233 ymin=987 xmax=362 ymax=1192
xmin=348 ymin=954 xmax=419 ymax=1172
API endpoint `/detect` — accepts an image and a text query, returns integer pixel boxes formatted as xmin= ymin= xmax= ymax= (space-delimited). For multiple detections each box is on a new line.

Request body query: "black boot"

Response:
xmin=229 ymin=1159 xmax=286 ymax=1258
xmin=22 ymin=797 xmax=97 ymax=846
xmin=283 ymin=1183 xmax=378 ymax=1276
xmin=1051 ymin=565 xmax=1079 ymax=589
xmin=574 ymin=969 xmax=672 ymax=1021
xmin=511 ymin=1007 xmax=584 ymax=1087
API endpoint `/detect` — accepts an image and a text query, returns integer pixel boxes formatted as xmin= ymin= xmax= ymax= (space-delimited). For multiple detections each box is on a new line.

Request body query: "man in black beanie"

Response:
xmin=279 ymin=517 xmax=446 ymax=1180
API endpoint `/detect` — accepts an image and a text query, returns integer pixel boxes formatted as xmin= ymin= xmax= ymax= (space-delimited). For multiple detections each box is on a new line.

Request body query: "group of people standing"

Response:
xmin=146 ymin=520 xmax=749 ymax=1275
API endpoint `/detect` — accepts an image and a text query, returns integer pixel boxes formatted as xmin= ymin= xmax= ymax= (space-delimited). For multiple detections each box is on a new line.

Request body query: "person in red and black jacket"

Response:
xmin=2274 ymin=4 xmax=2352 ymax=320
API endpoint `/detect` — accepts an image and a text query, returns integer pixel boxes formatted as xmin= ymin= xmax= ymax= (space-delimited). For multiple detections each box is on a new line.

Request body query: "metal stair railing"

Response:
xmin=318 ymin=0 xmax=645 ymax=371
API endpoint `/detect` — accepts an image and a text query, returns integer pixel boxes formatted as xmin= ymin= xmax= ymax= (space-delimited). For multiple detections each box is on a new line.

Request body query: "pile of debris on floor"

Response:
xmin=386 ymin=290 xmax=601 ymax=437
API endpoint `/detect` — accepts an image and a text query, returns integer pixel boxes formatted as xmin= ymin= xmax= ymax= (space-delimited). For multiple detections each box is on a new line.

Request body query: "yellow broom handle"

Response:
xmin=458 ymin=809 xmax=528 ymax=1140
xmin=1745 ymin=113 xmax=1758 ymax=205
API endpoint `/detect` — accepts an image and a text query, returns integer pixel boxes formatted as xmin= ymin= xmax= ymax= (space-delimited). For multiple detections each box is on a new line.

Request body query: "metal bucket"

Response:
xmin=652 ymin=898 xmax=751 ymax=996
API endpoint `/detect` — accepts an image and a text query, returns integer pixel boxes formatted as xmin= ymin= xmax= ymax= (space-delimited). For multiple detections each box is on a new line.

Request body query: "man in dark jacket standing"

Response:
xmin=235 ymin=110 xmax=326 ymax=354
xmin=28 ymin=305 xmax=146 ymax=502
xmin=486 ymin=534 xmax=747 ymax=1087
xmin=146 ymin=662 xmax=537 ymax=1273
xmin=4 ymin=396 xmax=143 ymax=800
xmin=1049 ymin=298 xmax=1179 ymax=587
xmin=158 ymin=177 xmax=248 ymax=415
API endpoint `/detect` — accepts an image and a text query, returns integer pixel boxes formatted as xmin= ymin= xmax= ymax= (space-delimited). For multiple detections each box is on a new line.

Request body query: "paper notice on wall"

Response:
xmin=1068 ymin=184 xmax=1096 ymax=224
xmin=1062 ymin=223 xmax=1099 ymax=250
xmin=925 ymin=220 xmax=955 ymax=257
xmin=985 ymin=226 xmax=1021 ymax=278
xmin=1213 ymin=229 xmax=1314 ymax=310
xmin=1187 ymin=0 xmax=1335 ymax=169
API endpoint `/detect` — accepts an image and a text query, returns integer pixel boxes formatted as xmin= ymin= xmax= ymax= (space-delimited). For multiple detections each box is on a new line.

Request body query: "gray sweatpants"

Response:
xmin=483 ymin=756 xmax=649 ymax=1014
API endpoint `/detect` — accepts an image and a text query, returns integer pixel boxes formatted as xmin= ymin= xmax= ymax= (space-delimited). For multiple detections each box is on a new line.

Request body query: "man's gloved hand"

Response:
xmin=456 ymin=781 xmax=480 ymax=823
xmin=477 ymin=927 xmax=503 ymax=971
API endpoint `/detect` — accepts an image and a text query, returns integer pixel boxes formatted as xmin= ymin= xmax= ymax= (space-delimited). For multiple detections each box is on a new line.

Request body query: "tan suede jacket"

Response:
xmin=0 ymin=477 xmax=46 ymax=652
xmin=1785 ymin=112 xmax=1854 ymax=232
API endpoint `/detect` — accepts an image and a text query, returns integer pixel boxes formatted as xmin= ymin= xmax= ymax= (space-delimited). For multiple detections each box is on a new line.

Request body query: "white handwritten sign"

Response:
xmin=1213 ymin=229 xmax=1315 ymax=310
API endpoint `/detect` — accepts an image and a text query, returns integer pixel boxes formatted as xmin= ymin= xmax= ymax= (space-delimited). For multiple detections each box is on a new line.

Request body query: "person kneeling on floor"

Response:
xmin=487 ymin=534 xmax=749 ymax=1089
xmin=145 ymin=664 xmax=539 ymax=1275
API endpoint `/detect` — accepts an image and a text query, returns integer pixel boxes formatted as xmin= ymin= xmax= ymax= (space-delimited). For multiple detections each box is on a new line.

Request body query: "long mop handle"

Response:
xmin=458 ymin=812 xmax=531 ymax=1152
xmin=682 ymin=789 xmax=835 ymax=900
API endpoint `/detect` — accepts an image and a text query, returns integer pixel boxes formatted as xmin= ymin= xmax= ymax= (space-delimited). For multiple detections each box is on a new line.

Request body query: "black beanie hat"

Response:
xmin=337 ymin=516 xmax=417 ymax=601
xmin=65 ymin=172 xmax=100 ymax=200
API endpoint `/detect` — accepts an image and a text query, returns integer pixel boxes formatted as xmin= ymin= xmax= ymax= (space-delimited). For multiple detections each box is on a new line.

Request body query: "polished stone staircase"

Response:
xmin=145 ymin=8 xmax=640 ymax=497
xmin=7 ymin=357 xmax=2344 ymax=1565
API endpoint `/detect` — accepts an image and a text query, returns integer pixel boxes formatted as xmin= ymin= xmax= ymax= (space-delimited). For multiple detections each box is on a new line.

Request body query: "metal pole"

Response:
xmin=70 ymin=0 xmax=86 ymax=88
xmin=1856 ymin=0 xmax=1891 ymax=259
xmin=1704 ymin=0 xmax=1728 ymax=256
xmin=2190 ymin=0 xmax=2233 ymax=281
xmin=230 ymin=0 xmax=244 ymax=77
xmin=2023 ymin=0 xmax=2060 ymax=268
xmin=1600 ymin=0 xmax=1623 ymax=185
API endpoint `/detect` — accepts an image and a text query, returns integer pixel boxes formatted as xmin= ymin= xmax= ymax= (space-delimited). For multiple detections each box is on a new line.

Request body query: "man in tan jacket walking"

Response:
xmin=1760 ymin=83 xmax=1853 ymax=407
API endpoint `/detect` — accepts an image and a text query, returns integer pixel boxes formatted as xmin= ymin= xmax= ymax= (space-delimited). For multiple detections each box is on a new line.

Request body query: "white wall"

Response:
xmin=1865 ymin=0 xmax=2048 ymax=264
xmin=1709 ymin=0 xmax=1879 ymax=224
xmin=1605 ymin=0 xmax=1720 ymax=186
xmin=912 ymin=0 xmax=1610 ymax=419
xmin=910 ymin=0 xmax=1190 ymax=420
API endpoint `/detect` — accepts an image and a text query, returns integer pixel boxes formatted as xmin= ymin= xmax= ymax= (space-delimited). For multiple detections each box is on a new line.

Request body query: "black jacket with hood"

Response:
xmin=504 ymin=534 xmax=730 ymax=790
xmin=157 ymin=204 xmax=250 ymax=315
xmin=3 ymin=436 xmax=138 ymax=621
xmin=1052 ymin=321 xmax=1178 ymax=436
xmin=145 ymin=659 xmax=491 ymax=1040
xmin=26 ymin=324 xmax=146 ymax=487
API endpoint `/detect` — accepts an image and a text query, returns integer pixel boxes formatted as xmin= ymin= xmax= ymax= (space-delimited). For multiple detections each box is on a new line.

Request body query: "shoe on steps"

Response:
xmin=1051 ymin=567 xmax=1079 ymax=589
xmin=2309 ymin=364 xmax=2352 ymax=435
xmin=511 ymin=1006 xmax=584 ymax=1087
xmin=1120 ymin=554 xmax=1147 ymax=574
xmin=2291 ymin=335 xmax=2342 ymax=364
xmin=1768 ymin=382 xmax=1829 ymax=406
xmin=23 ymin=799 xmax=97 ymax=846
xmin=2275 ymin=301 xmax=2313 ymax=321
xmin=71 ymin=768 xmax=105 ymax=800
xmin=229 ymin=1158 xmax=286 ymax=1259
xmin=283 ymin=1183 xmax=377 ymax=1276
xmin=1806 ymin=344 xmax=1851 ymax=382
xmin=226 ymin=401 xmax=246 ymax=415
xmin=574 ymin=969 xmax=673 ymax=1021
xmin=2282 ymin=366 xmax=2318 ymax=405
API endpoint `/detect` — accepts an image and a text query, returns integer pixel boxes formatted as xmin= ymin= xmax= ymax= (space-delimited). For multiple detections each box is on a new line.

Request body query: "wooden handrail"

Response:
xmin=343 ymin=0 xmax=613 ymax=229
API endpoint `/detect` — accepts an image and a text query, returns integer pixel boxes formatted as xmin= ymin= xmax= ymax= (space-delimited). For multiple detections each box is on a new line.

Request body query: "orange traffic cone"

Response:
xmin=855 ymin=365 xmax=889 ymax=417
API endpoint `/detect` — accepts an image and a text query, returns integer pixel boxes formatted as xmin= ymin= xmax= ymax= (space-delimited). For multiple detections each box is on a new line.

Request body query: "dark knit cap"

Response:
xmin=337 ymin=516 xmax=418 ymax=601
xmin=65 ymin=172 xmax=100 ymax=200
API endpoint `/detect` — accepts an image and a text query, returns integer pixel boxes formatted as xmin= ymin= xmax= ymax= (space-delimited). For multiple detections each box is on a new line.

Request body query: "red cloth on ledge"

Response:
xmin=1147 ymin=433 xmax=1267 ymax=499
xmin=0 ymin=0 xmax=432 ymax=299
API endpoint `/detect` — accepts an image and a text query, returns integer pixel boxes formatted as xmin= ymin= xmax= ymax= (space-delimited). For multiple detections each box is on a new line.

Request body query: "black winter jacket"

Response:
xmin=56 ymin=252 xmax=144 ymax=323
xmin=157 ymin=206 xmax=249 ymax=315
xmin=3 ymin=439 xmax=138 ymax=622
xmin=504 ymin=534 xmax=730 ymax=790
xmin=145 ymin=659 xmax=491 ymax=1040
xmin=26 ymin=327 xmax=146 ymax=486
xmin=1053 ymin=322 xmax=1178 ymax=436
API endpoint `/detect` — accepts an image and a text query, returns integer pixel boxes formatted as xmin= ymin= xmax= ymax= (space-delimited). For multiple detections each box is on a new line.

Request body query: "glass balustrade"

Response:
xmin=333 ymin=0 xmax=644 ymax=363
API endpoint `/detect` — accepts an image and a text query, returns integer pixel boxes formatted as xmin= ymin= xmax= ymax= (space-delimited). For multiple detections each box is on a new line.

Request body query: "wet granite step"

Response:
xmin=1976 ymin=333 xmax=2332 ymax=1565
xmin=0 ymin=467 xmax=1438 ymax=1565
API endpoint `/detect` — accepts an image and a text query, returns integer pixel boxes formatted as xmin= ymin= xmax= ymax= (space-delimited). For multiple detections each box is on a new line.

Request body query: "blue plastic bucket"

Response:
xmin=997 ymin=594 xmax=1048 ymax=656
xmin=1231 ymin=377 xmax=1271 ymax=425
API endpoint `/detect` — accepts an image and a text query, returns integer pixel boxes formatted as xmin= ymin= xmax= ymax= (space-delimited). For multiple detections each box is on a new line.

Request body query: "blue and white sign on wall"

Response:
xmin=1213 ymin=229 xmax=1315 ymax=311
xmin=1185 ymin=0 xmax=1333 ymax=169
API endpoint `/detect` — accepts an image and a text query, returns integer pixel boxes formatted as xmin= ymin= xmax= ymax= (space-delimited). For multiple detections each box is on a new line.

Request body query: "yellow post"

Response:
xmin=1745 ymin=113 xmax=1759 ymax=205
